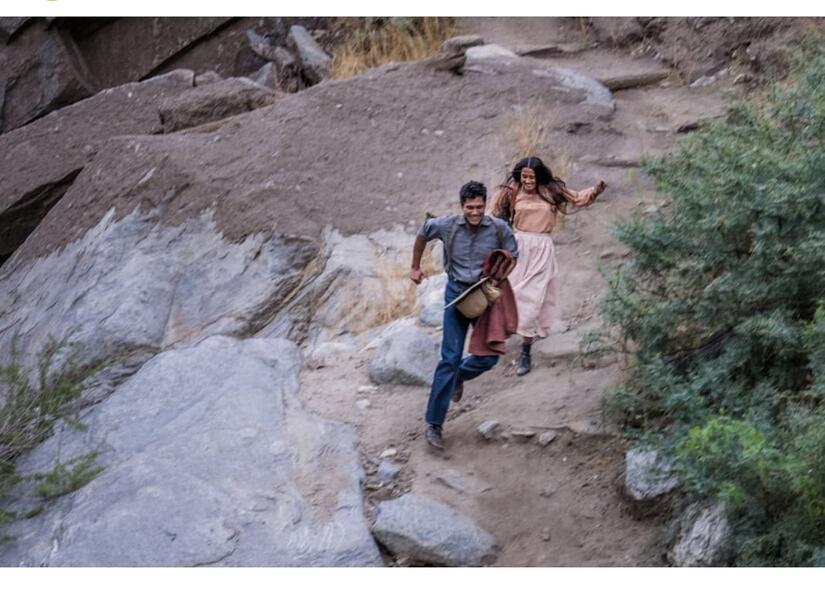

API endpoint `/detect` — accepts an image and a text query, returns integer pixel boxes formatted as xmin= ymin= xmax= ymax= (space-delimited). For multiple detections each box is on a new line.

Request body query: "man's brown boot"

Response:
xmin=425 ymin=423 xmax=445 ymax=449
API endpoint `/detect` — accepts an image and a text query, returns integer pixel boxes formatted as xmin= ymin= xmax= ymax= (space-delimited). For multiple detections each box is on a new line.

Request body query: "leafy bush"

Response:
xmin=596 ymin=42 xmax=825 ymax=565
xmin=0 ymin=340 xmax=102 ymax=528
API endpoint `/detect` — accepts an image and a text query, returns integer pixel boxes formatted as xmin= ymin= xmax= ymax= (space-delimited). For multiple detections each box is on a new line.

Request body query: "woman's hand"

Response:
xmin=410 ymin=268 xmax=424 ymax=284
xmin=595 ymin=180 xmax=608 ymax=195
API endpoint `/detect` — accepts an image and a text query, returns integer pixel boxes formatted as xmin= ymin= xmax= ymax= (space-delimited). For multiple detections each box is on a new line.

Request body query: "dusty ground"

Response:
xmin=296 ymin=18 xmax=731 ymax=566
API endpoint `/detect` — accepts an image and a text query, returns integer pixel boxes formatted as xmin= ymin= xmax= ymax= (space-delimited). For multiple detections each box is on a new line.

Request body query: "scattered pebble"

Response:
xmin=357 ymin=385 xmax=379 ymax=394
xmin=537 ymin=431 xmax=559 ymax=448
xmin=510 ymin=430 xmax=537 ymax=441
xmin=477 ymin=420 xmax=500 ymax=440
xmin=541 ymin=528 xmax=552 ymax=542
xmin=380 ymin=448 xmax=398 ymax=459
xmin=355 ymin=399 xmax=371 ymax=410
xmin=434 ymin=470 xmax=467 ymax=493
xmin=434 ymin=129 xmax=445 ymax=136
xmin=378 ymin=461 xmax=402 ymax=481
xmin=540 ymin=486 xmax=555 ymax=498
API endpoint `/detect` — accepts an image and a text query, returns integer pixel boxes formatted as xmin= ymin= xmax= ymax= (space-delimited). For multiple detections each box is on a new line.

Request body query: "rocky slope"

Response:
xmin=1 ymin=17 xmax=809 ymax=566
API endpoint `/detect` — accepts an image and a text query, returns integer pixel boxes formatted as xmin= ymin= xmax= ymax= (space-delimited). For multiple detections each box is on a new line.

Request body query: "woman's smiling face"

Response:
xmin=520 ymin=167 xmax=536 ymax=192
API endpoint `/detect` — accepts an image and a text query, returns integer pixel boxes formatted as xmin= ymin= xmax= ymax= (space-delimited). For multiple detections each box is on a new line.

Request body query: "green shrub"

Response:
xmin=0 ymin=339 xmax=103 ymax=529
xmin=596 ymin=42 xmax=825 ymax=565
xmin=35 ymin=452 xmax=104 ymax=500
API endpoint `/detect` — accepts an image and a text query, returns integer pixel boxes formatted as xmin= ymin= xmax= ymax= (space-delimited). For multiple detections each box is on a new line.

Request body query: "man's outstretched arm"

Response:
xmin=410 ymin=235 xmax=427 ymax=284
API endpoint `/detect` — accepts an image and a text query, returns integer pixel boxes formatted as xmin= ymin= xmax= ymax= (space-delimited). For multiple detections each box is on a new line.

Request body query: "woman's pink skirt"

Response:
xmin=508 ymin=231 xmax=558 ymax=338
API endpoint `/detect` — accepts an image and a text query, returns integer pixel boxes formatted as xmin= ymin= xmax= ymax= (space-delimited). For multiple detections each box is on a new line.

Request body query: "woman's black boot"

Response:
xmin=516 ymin=343 xmax=532 ymax=376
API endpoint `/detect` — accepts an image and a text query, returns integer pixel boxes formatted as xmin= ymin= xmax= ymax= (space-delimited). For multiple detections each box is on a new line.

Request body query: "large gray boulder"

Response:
xmin=0 ymin=335 xmax=382 ymax=566
xmin=624 ymin=447 xmax=681 ymax=505
xmin=158 ymin=76 xmax=277 ymax=133
xmin=372 ymin=494 xmax=498 ymax=566
xmin=0 ymin=70 xmax=195 ymax=262
xmin=259 ymin=227 xmax=417 ymax=343
xmin=669 ymin=502 xmax=733 ymax=567
xmin=367 ymin=319 xmax=439 ymax=386
xmin=287 ymin=25 xmax=331 ymax=84
xmin=461 ymin=54 xmax=615 ymax=121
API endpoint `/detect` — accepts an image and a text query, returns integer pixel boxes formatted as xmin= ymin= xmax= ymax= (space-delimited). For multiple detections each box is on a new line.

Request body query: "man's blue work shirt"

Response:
xmin=418 ymin=214 xmax=519 ymax=284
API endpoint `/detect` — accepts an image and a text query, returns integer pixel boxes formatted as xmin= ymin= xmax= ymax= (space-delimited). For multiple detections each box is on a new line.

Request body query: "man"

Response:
xmin=410 ymin=181 xmax=519 ymax=449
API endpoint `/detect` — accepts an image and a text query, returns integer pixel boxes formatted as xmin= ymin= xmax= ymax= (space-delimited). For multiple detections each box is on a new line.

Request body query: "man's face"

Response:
xmin=461 ymin=196 xmax=486 ymax=226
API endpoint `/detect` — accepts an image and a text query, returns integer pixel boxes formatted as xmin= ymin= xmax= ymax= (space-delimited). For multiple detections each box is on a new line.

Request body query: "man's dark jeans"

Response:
xmin=425 ymin=278 xmax=498 ymax=426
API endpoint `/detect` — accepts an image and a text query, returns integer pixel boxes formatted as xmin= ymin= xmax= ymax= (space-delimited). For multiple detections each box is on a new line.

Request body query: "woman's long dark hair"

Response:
xmin=504 ymin=156 xmax=571 ymax=211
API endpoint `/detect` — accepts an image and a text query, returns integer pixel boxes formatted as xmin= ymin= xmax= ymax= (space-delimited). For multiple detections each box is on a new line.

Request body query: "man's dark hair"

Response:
xmin=459 ymin=180 xmax=487 ymax=204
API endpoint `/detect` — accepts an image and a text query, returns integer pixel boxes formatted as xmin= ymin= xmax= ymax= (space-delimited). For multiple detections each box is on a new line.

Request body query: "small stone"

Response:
xmin=380 ymin=448 xmax=398 ymax=459
xmin=378 ymin=461 xmax=402 ymax=481
xmin=540 ymin=486 xmax=555 ymax=498
xmin=541 ymin=528 xmax=552 ymax=542
xmin=477 ymin=420 xmax=500 ymax=440
xmin=355 ymin=399 xmax=371 ymax=410
xmin=434 ymin=470 xmax=467 ymax=493
xmin=510 ymin=430 xmax=537 ymax=442
xmin=365 ymin=481 xmax=383 ymax=491
xmin=357 ymin=385 xmax=378 ymax=394
xmin=440 ymin=35 xmax=484 ymax=53
xmin=537 ymin=431 xmax=558 ymax=447
xmin=434 ymin=129 xmax=445 ymax=136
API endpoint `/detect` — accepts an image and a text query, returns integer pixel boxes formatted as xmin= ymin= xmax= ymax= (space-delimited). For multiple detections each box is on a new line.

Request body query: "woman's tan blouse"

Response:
xmin=491 ymin=182 xmax=601 ymax=234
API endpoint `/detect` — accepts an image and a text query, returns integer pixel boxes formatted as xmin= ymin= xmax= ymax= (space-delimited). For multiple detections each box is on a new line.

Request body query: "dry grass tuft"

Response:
xmin=497 ymin=101 xmax=576 ymax=228
xmin=332 ymin=17 xmax=457 ymax=79
xmin=498 ymin=101 xmax=574 ymax=181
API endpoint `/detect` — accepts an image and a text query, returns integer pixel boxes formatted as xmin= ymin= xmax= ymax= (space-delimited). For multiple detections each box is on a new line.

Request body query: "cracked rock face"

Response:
xmin=0 ymin=208 xmax=316 ymax=374
xmin=0 ymin=336 xmax=382 ymax=566
xmin=0 ymin=70 xmax=195 ymax=263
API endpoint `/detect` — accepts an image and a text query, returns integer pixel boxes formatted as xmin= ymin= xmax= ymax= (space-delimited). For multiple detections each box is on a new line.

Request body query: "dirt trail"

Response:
xmin=298 ymin=18 xmax=730 ymax=566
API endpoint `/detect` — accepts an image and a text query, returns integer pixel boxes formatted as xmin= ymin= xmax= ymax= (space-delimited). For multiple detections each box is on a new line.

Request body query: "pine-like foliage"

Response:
xmin=598 ymin=44 xmax=825 ymax=565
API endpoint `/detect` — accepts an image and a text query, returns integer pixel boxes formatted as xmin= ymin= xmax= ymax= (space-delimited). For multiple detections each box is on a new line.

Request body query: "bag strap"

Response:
xmin=445 ymin=216 xmax=460 ymax=278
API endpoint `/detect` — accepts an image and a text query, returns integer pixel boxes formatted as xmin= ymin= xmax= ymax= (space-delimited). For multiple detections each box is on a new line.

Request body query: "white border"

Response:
xmin=0 ymin=566 xmax=819 ymax=588
xmin=3 ymin=1 xmax=825 ymax=18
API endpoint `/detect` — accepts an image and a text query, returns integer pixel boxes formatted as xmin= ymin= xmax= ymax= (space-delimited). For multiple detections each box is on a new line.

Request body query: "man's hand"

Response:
xmin=410 ymin=268 xmax=424 ymax=284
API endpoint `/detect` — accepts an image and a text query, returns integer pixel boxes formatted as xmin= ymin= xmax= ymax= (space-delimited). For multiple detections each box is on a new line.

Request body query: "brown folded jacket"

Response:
xmin=469 ymin=249 xmax=519 ymax=356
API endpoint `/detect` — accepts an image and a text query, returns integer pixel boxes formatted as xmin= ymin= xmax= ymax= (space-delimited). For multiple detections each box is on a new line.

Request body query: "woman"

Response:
xmin=491 ymin=156 xmax=607 ymax=376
